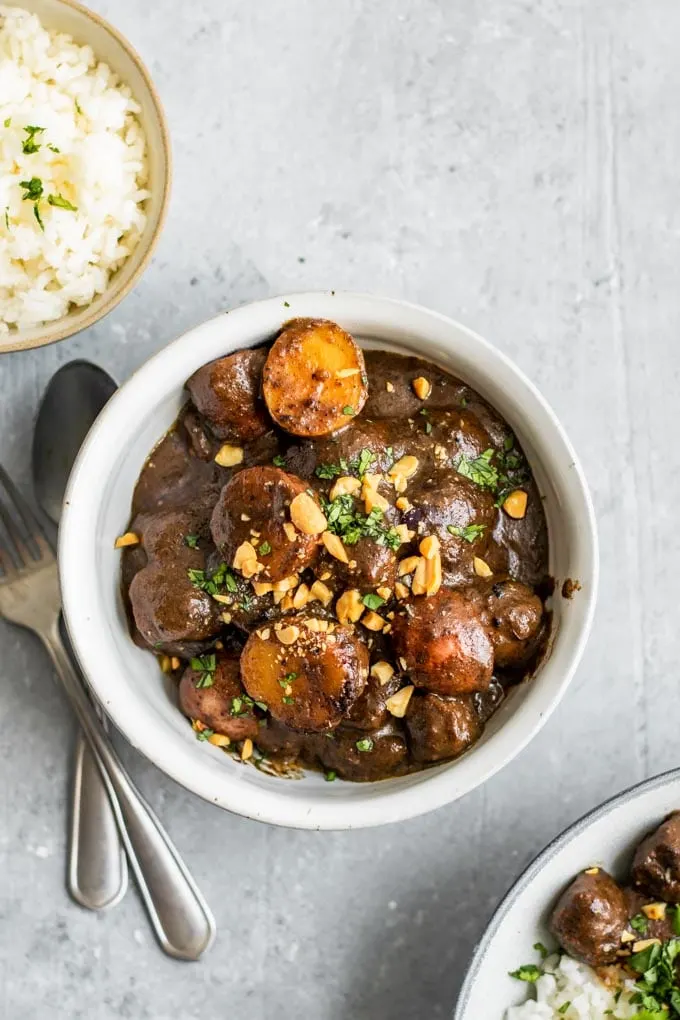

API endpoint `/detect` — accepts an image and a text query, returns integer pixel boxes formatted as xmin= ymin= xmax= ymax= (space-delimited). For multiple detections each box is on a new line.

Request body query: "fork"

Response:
xmin=0 ymin=464 xmax=216 ymax=960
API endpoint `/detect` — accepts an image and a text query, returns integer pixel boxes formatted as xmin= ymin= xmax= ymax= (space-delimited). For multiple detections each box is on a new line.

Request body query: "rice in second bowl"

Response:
xmin=0 ymin=5 xmax=148 ymax=335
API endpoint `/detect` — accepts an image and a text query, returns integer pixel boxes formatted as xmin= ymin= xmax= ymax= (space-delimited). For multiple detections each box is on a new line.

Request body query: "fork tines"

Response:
xmin=0 ymin=464 xmax=51 ymax=575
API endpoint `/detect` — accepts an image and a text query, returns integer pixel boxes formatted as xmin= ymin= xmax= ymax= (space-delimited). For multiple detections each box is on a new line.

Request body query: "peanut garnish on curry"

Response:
xmin=118 ymin=317 xmax=550 ymax=781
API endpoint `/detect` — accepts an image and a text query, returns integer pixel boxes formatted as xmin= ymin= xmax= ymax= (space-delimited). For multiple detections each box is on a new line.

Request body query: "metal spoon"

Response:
xmin=32 ymin=360 xmax=126 ymax=911
xmin=33 ymin=361 xmax=217 ymax=959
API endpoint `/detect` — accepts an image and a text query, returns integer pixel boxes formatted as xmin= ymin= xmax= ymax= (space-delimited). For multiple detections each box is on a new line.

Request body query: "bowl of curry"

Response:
xmin=59 ymin=292 xmax=597 ymax=829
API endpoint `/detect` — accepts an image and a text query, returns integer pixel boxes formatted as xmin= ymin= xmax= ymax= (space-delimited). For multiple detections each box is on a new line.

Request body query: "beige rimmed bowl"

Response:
xmin=59 ymin=292 xmax=599 ymax=831
xmin=1 ymin=0 xmax=171 ymax=353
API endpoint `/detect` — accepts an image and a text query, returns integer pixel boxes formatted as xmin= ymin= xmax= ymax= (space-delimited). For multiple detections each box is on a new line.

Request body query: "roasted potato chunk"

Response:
xmin=314 ymin=726 xmax=409 ymax=781
xmin=405 ymin=693 xmax=481 ymax=762
xmin=240 ymin=615 xmax=369 ymax=731
xmin=486 ymin=579 xmax=544 ymax=668
xmin=179 ymin=652 xmax=259 ymax=741
xmin=129 ymin=560 xmax=222 ymax=655
xmin=186 ymin=348 xmax=270 ymax=441
xmin=211 ymin=466 xmax=323 ymax=582
xmin=391 ymin=588 xmax=494 ymax=695
xmin=262 ymin=318 xmax=368 ymax=437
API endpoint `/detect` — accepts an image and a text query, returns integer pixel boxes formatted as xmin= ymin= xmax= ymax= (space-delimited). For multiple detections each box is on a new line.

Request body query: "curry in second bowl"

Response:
xmin=118 ymin=316 xmax=552 ymax=782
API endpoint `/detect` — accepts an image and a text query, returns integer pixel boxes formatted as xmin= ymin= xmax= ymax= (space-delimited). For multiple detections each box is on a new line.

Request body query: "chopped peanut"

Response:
xmin=272 ymin=574 xmax=299 ymax=592
xmin=214 ymin=444 xmax=244 ymax=468
xmin=621 ymin=931 xmax=636 ymax=943
xmin=170 ymin=656 xmax=181 ymax=671
xmin=272 ymin=590 xmax=285 ymax=605
xmin=275 ymin=624 xmax=300 ymax=645
xmin=280 ymin=594 xmax=295 ymax=612
xmin=398 ymin=556 xmax=421 ymax=576
xmin=632 ymin=938 xmax=661 ymax=953
xmin=395 ymin=496 xmax=412 ymax=511
xmin=329 ymin=476 xmax=361 ymax=501
xmin=160 ymin=655 xmax=172 ymax=674
xmin=473 ymin=557 xmax=493 ymax=578
xmin=376 ymin=586 xmax=392 ymax=600
xmin=310 ymin=580 xmax=333 ymax=606
xmin=425 ymin=553 xmax=442 ymax=595
xmin=411 ymin=377 xmax=432 ymax=400
xmin=221 ymin=612 xmax=232 ymax=624
xmin=388 ymin=456 xmax=419 ymax=489
xmin=252 ymin=581 xmax=274 ymax=596
xmin=283 ymin=522 xmax=298 ymax=542
xmin=370 ymin=660 xmax=394 ymax=685
xmin=503 ymin=490 xmax=528 ymax=519
xmin=386 ymin=685 xmax=415 ymax=718
xmin=394 ymin=524 xmax=413 ymax=544
xmin=240 ymin=513 xmax=251 ymax=521
xmin=292 ymin=583 xmax=311 ymax=609
xmin=584 ymin=867 xmax=600 ymax=875
xmin=411 ymin=557 xmax=428 ymax=595
xmin=233 ymin=541 xmax=258 ymax=571
xmin=362 ymin=611 xmax=386 ymax=632
xmin=394 ymin=581 xmax=410 ymax=600
xmin=322 ymin=531 xmax=349 ymax=563
xmin=419 ymin=534 xmax=440 ymax=560
xmin=241 ymin=559 xmax=262 ymax=579
xmin=361 ymin=473 xmax=389 ymax=513
xmin=208 ymin=733 xmax=231 ymax=747
xmin=257 ymin=627 xmax=271 ymax=640
xmin=336 ymin=589 xmax=364 ymax=624
xmin=336 ymin=367 xmax=361 ymax=378
xmin=304 ymin=618 xmax=329 ymax=633
xmin=114 ymin=531 xmax=140 ymax=549
xmin=241 ymin=738 xmax=254 ymax=761
xmin=212 ymin=593 xmax=232 ymax=604
xmin=385 ymin=380 xmax=395 ymax=392
xmin=290 ymin=492 xmax=327 ymax=535
xmin=642 ymin=903 xmax=667 ymax=921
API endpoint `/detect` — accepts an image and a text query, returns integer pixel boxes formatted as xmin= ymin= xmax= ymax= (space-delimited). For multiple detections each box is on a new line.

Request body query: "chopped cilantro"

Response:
xmin=3 ymin=118 xmax=10 ymax=128
xmin=315 ymin=448 xmax=375 ymax=481
xmin=20 ymin=176 xmax=43 ymax=201
xmin=195 ymin=727 xmax=215 ymax=742
xmin=673 ymin=905 xmax=680 ymax=936
xmin=557 ymin=1004 xmax=570 ymax=1015
xmin=258 ymin=540 xmax=272 ymax=556
xmin=456 ymin=449 xmax=499 ymax=489
xmin=322 ymin=493 xmax=401 ymax=550
xmin=188 ymin=562 xmax=238 ymax=596
xmin=22 ymin=125 xmax=45 ymax=154
xmin=47 ymin=143 xmax=60 ymax=153
xmin=460 ymin=397 xmax=468 ymax=407
xmin=630 ymin=913 xmax=648 ymax=934
xmin=533 ymin=942 xmax=549 ymax=959
xmin=190 ymin=654 xmax=216 ymax=689
xmin=272 ymin=454 xmax=286 ymax=467
xmin=4 ymin=208 xmax=8 ymax=231
xmin=284 ymin=672 xmax=298 ymax=682
xmin=33 ymin=203 xmax=44 ymax=231
xmin=447 ymin=523 xmax=486 ymax=543
xmin=254 ymin=701 xmax=268 ymax=712
xmin=282 ymin=695 xmax=295 ymax=705
xmin=231 ymin=697 xmax=243 ymax=716
xmin=356 ymin=738 xmax=373 ymax=752
xmin=48 ymin=193 xmax=77 ymax=212
xmin=424 ymin=421 xmax=432 ymax=434
xmin=509 ymin=964 xmax=542 ymax=983
xmin=184 ymin=534 xmax=199 ymax=549
xmin=75 ymin=100 xmax=83 ymax=115
xmin=362 ymin=593 xmax=385 ymax=611
xmin=342 ymin=405 xmax=355 ymax=416
xmin=325 ymin=771 xmax=337 ymax=782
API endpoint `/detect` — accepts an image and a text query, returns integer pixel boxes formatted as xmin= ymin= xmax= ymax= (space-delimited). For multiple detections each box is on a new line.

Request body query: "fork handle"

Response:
xmin=42 ymin=620 xmax=216 ymax=960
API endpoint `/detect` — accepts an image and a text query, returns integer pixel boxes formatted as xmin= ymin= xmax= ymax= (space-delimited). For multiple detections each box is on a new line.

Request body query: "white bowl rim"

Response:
xmin=453 ymin=766 xmax=680 ymax=1018
xmin=59 ymin=291 xmax=599 ymax=830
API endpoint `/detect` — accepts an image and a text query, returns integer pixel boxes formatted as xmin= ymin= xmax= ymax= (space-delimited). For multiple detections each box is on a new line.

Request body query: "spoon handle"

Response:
xmin=69 ymin=729 xmax=128 ymax=910
xmin=43 ymin=620 xmax=216 ymax=960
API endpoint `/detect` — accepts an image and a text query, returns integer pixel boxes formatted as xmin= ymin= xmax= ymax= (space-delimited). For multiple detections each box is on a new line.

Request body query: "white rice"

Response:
xmin=506 ymin=953 xmax=639 ymax=1019
xmin=0 ymin=5 xmax=149 ymax=334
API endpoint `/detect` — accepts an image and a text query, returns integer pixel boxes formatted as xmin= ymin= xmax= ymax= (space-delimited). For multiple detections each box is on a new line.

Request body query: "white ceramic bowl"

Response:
xmin=454 ymin=768 xmax=680 ymax=1018
xmin=59 ymin=292 xmax=598 ymax=830
xmin=2 ymin=0 xmax=171 ymax=353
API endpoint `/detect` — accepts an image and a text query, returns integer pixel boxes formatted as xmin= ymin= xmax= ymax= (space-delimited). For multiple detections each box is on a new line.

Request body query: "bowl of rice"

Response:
xmin=0 ymin=0 xmax=170 ymax=352
xmin=454 ymin=768 xmax=680 ymax=1020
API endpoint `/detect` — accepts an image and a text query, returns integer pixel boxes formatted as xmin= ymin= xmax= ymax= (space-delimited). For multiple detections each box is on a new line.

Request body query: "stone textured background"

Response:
xmin=1 ymin=1 xmax=679 ymax=1017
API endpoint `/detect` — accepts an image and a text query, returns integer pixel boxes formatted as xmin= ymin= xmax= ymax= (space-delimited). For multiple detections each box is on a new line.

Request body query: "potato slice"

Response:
xmin=211 ymin=466 xmax=322 ymax=582
xmin=240 ymin=614 xmax=369 ymax=731
xmin=262 ymin=318 xmax=368 ymax=437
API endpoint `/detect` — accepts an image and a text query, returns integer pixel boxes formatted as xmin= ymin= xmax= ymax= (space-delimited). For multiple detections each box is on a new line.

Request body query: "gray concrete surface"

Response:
xmin=1 ymin=0 xmax=678 ymax=1016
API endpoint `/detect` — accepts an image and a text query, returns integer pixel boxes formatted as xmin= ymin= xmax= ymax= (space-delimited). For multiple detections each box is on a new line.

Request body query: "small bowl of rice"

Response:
xmin=0 ymin=0 xmax=170 ymax=352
